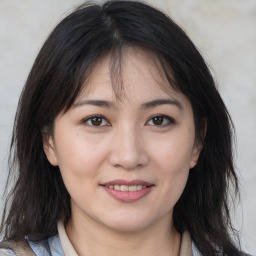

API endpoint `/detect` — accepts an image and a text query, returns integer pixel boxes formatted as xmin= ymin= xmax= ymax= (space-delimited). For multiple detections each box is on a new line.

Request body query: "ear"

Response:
xmin=190 ymin=143 xmax=202 ymax=169
xmin=190 ymin=120 xmax=207 ymax=169
xmin=42 ymin=132 xmax=58 ymax=166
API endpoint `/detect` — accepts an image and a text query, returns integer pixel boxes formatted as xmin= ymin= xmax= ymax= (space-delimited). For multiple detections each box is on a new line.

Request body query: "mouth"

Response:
xmin=103 ymin=184 xmax=148 ymax=191
xmin=100 ymin=180 xmax=154 ymax=203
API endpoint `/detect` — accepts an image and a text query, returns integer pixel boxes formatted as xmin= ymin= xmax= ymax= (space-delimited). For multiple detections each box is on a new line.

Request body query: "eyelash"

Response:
xmin=82 ymin=115 xmax=110 ymax=127
xmin=82 ymin=114 xmax=175 ymax=127
xmin=146 ymin=114 xmax=175 ymax=127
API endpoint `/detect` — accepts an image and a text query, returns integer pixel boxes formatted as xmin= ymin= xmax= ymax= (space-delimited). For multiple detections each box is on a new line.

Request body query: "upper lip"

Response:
xmin=101 ymin=179 xmax=154 ymax=186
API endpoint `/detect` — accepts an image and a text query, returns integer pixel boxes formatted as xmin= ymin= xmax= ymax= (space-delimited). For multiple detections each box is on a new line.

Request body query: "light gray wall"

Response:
xmin=0 ymin=0 xmax=255 ymax=254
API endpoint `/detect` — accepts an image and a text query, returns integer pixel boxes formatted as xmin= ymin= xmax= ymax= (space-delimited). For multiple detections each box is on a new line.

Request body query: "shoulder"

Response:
xmin=0 ymin=235 xmax=63 ymax=256
xmin=28 ymin=235 xmax=63 ymax=256
xmin=0 ymin=248 xmax=16 ymax=256
xmin=191 ymin=242 xmax=254 ymax=256
xmin=192 ymin=241 xmax=203 ymax=256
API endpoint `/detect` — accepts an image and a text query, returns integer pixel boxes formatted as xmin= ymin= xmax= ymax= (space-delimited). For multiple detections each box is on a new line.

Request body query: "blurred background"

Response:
xmin=0 ymin=0 xmax=255 ymax=254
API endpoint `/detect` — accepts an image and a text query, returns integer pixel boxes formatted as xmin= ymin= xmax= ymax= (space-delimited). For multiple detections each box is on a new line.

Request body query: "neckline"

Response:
xmin=57 ymin=221 xmax=192 ymax=256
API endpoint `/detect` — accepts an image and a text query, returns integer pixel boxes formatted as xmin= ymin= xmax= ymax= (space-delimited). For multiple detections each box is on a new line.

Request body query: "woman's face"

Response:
xmin=44 ymin=48 xmax=201 ymax=232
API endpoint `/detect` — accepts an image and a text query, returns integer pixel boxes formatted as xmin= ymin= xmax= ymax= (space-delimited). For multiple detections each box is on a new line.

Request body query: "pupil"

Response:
xmin=91 ymin=117 xmax=102 ymax=126
xmin=153 ymin=116 xmax=163 ymax=125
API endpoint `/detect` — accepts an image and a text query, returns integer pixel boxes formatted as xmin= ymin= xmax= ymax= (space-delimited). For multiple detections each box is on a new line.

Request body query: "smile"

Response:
xmin=101 ymin=180 xmax=154 ymax=203
xmin=105 ymin=185 xmax=147 ymax=191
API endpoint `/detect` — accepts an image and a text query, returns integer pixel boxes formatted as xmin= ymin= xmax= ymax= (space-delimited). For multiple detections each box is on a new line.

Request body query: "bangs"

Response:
xmin=64 ymin=45 xmax=180 ymax=113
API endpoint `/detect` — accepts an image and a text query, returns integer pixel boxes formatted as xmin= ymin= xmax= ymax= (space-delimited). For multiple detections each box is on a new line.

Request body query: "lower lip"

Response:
xmin=102 ymin=186 xmax=153 ymax=203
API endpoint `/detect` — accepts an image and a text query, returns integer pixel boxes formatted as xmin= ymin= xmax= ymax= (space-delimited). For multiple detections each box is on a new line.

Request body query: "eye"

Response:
xmin=146 ymin=115 xmax=175 ymax=127
xmin=83 ymin=115 xmax=110 ymax=127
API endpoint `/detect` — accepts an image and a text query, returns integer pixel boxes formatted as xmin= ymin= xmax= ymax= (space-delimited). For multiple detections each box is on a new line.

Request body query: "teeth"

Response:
xmin=120 ymin=185 xmax=128 ymax=191
xmin=114 ymin=185 xmax=120 ymax=190
xmin=129 ymin=185 xmax=137 ymax=191
xmin=106 ymin=185 xmax=148 ymax=191
xmin=137 ymin=185 xmax=142 ymax=191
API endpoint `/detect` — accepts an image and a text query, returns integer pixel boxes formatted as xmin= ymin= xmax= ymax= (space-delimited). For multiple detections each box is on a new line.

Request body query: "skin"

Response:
xmin=44 ymin=47 xmax=201 ymax=256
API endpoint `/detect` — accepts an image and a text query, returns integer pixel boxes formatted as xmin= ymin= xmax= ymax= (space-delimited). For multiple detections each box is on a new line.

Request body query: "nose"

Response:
xmin=108 ymin=125 xmax=149 ymax=170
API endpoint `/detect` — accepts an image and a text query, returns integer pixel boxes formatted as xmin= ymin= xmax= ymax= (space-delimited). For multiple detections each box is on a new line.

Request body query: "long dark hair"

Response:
xmin=1 ymin=1 xmax=241 ymax=255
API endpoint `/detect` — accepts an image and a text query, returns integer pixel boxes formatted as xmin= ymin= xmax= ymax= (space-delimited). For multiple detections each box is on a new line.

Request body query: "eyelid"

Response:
xmin=146 ymin=114 xmax=175 ymax=126
xmin=81 ymin=114 xmax=111 ymax=127
xmin=80 ymin=114 xmax=175 ymax=127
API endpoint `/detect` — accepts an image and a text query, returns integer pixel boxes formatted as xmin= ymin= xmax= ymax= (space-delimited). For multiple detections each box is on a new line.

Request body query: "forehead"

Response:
xmin=75 ymin=47 xmax=187 ymax=105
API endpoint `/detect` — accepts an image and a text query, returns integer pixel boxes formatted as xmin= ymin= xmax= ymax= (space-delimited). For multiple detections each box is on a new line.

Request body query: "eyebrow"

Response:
xmin=73 ymin=98 xmax=183 ymax=110
xmin=73 ymin=100 xmax=116 ymax=109
xmin=141 ymin=99 xmax=183 ymax=110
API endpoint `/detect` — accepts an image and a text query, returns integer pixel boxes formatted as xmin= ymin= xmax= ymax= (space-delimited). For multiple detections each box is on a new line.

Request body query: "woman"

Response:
xmin=0 ymin=1 xmax=247 ymax=255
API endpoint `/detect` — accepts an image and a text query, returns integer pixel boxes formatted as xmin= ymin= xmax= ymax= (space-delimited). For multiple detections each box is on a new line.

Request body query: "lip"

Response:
xmin=100 ymin=179 xmax=154 ymax=203
xmin=101 ymin=179 xmax=153 ymax=186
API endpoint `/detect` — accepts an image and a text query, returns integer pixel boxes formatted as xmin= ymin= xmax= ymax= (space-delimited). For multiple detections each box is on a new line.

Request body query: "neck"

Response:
xmin=65 ymin=211 xmax=181 ymax=256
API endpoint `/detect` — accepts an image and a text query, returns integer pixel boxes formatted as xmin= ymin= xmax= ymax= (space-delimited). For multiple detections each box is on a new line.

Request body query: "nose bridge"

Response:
xmin=109 ymin=123 xmax=148 ymax=170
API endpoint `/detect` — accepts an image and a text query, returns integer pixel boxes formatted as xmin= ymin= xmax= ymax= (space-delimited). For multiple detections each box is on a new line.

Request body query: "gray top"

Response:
xmin=0 ymin=234 xmax=203 ymax=256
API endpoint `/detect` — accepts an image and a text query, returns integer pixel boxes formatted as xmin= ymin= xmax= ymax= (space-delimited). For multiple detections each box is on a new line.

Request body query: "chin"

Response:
xmin=108 ymin=223 xmax=148 ymax=233
xmin=100 ymin=214 xmax=154 ymax=233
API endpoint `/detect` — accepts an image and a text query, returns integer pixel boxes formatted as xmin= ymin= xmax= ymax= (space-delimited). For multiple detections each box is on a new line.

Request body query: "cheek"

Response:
xmin=54 ymin=135 xmax=103 ymax=200
xmin=151 ymin=133 xmax=195 ymax=170
xmin=149 ymin=132 xmax=193 ymax=202
xmin=158 ymin=150 xmax=190 ymax=210
xmin=54 ymin=130 xmax=107 ymax=174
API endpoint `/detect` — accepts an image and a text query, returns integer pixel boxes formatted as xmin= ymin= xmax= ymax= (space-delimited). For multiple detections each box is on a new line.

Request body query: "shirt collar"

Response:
xmin=58 ymin=221 xmax=193 ymax=256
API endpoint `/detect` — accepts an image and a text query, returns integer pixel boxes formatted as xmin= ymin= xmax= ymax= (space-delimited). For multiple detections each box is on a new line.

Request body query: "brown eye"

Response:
xmin=83 ymin=115 xmax=109 ymax=127
xmin=152 ymin=116 xmax=164 ymax=125
xmin=91 ymin=117 xmax=103 ymax=126
xmin=147 ymin=115 xmax=175 ymax=127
